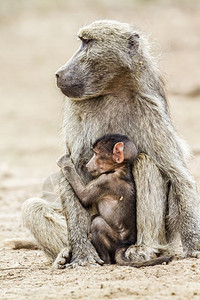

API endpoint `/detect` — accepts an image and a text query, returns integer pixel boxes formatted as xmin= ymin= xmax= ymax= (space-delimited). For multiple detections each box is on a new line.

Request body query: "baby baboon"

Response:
xmin=57 ymin=134 xmax=172 ymax=268
xmin=22 ymin=20 xmax=200 ymax=268
xmin=58 ymin=134 xmax=137 ymax=265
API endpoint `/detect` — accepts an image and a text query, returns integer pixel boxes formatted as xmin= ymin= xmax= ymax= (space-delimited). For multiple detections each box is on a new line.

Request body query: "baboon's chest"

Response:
xmin=64 ymin=97 xmax=143 ymax=182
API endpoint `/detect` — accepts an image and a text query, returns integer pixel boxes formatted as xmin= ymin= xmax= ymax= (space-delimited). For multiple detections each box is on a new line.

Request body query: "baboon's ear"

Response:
xmin=128 ymin=33 xmax=140 ymax=57
xmin=113 ymin=142 xmax=124 ymax=163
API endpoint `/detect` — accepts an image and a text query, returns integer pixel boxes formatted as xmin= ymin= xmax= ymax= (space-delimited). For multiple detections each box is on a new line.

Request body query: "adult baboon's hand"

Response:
xmin=64 ymin=241 xmax=104 ymax=268
xmin=57 ymin=154 xmax=73 ymax=169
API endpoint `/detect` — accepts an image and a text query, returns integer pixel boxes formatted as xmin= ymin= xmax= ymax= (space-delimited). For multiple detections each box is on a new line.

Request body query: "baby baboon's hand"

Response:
xmin=57 ymin=154 xmax=73 ymax=169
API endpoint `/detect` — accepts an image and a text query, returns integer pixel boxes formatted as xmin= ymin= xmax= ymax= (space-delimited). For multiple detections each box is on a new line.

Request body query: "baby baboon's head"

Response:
xmin=55 ymin=20 xmax=141 ymax=100
xmin=86 ymin=134 xmax=138 ymax=176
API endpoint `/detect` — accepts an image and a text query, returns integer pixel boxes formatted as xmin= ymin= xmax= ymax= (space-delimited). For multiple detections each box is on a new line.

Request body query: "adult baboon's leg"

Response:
xmin=165 ymin=185 xmax=183 ymax=255
xmin=22 ymin=197 xmax=70 ymax=261
xmin=172 ymin=176 xmax=200 ymax=257
xmin=125 ymin=153 xmax=168 ymax=262
xmin=59 ymin=172 xmax=103 ymax=267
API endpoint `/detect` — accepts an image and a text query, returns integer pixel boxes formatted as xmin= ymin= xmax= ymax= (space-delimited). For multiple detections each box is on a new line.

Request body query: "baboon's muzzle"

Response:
xmin=55 ymin=57 xmax=85 ymax=99
xmin=55 ymin=71 xmax=84 ymax=98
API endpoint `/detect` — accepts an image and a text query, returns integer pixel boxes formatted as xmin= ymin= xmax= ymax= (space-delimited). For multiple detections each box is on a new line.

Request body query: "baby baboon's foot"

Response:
xmin=125 ymin=245 xmax=158 ymax=262
xmin=53 ymin=247 xmax=71 ymax=269
xmin=57 ymin=154 xmax=73 ymax=169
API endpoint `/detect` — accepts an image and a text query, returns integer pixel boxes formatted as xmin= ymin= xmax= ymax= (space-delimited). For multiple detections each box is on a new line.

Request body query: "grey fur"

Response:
xmin=22 ymin=197 xmax=70 ymax=260
xmin=23 ymin=20 xmax=200 ymax=267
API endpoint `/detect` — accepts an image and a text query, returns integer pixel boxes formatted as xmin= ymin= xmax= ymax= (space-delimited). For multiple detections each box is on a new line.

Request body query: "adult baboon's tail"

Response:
xmin=3 ymin=239 xmax=39 ymax=250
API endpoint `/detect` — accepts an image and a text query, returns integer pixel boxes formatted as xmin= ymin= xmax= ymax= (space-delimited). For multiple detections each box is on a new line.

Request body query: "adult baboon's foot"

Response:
xmin=53 ymin=247 xmax=72 ymax=269
xmin=65 ymin=242 xmax=104 ymax=268
xmin=54 ymin=242 xmax=103 ymax=269
xmin=185 ymin=250 xmax=200 ymax=259
xmin=125 ymin=245 xmax=159 ymax=262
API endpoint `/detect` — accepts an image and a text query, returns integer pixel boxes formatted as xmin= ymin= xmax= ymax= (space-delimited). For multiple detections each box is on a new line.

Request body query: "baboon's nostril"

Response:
xmin=55 ymin=72 xmax=60 ymax=78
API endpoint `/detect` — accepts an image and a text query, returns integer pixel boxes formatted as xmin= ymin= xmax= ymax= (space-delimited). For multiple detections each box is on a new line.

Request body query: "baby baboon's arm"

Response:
xmin=57 ymin=154 xmax=107 ymax=207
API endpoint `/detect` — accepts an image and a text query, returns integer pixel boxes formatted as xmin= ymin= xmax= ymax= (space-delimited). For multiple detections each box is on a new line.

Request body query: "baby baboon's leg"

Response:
xmin=91 ymin=216 xmax=119 ymax=264
xmin=22 ymin=198 xmax=70 ymax=261
xmin=125 ymin=153 xmax=167 ymax=262
xmin=59 ymin=173 xmax=103 ymax=267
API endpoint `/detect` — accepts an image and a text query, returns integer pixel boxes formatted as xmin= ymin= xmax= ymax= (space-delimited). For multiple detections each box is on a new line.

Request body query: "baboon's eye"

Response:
xmin=79 ymin=37 xmax=93 ymax=49
xmin=82 ymin=38 xmax=90 ymax=44
xmin=128 ymin=33 xmax=140 ymax=56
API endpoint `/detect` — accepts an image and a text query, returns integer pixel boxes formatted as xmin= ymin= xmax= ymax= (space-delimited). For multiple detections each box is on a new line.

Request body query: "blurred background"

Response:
xmin=0 ymin=0 xmax=200 ymax=240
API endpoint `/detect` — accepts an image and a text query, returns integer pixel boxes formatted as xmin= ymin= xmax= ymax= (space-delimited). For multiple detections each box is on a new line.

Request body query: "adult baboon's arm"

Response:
xmin=58 ymin=170 xmax=103 ymax=267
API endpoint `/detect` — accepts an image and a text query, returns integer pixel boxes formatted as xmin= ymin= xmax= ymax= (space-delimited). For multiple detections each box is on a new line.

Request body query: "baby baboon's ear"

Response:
xmin=128 ymin=33 xmax=140 ymax=57
xmin=113 ymin=142 xmax=124 ymax=164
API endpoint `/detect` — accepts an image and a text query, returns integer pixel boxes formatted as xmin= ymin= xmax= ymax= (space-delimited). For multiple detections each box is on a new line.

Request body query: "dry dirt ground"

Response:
xmin=0 ymin=1 xmax=200 ymax=299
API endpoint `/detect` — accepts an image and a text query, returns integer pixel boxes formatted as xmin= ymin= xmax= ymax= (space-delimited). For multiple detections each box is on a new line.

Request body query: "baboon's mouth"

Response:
xmin=59 ymin=84 xmax=84 ymax=98
xmin=89 ymin=170 xmax=99 ymax=177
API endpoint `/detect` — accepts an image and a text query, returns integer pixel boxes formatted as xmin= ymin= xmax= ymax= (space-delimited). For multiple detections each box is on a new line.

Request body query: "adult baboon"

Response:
xmin=57 ymin=134 xmax=173 ymax=267
xmin=22 ymin=20 xmax=200 ymax=268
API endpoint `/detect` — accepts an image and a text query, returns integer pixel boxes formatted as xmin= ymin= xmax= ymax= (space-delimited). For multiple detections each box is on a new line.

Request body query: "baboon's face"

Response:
xmin=86 ymin=147 xmax=115 ymax=177
xmin=55 ymin=20 xmax=140 ymax=100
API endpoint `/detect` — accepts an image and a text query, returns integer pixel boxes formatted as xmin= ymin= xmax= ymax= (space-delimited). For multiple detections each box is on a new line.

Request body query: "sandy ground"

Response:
xmin=0 ymin=1 xmax=200 ymax=299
